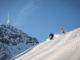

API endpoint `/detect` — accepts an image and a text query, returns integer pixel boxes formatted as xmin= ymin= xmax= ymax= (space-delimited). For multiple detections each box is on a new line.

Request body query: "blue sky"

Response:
xmin=0 ymin=0 xmax=80 ymax=42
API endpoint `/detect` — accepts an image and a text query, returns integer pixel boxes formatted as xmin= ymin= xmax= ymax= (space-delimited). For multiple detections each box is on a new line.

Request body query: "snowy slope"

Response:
xmin=15 ymin=28 xmax=80 ymax=60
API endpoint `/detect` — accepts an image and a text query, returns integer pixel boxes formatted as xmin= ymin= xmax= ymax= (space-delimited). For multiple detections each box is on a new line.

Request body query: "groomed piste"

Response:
xmin=15 ymin=28 xmax=80 ymax=60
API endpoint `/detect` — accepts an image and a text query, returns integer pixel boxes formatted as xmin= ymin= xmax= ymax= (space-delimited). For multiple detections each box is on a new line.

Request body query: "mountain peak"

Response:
xmin=0 ymin=24 xmax=39 ymax=60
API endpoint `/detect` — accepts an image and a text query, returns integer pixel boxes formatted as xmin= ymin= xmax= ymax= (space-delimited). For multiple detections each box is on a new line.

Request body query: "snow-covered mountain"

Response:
xmin=0 ymin=24 xmax=39 ymax=60
xmin=15 ymin=28 xmax=80 ymax=60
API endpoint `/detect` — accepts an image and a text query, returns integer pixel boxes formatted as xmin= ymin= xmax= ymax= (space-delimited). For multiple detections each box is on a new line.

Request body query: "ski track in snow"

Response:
xmin=14 ymin=28 xmax=80 ymax=60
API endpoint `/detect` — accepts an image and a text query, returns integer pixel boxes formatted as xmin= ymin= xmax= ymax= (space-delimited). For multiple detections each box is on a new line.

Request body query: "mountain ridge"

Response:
xmin=0 ymin=24 xmax=39 ymax=60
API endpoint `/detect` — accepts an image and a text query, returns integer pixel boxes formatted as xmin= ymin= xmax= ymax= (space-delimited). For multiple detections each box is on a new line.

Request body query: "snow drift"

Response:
xmin=15 ymin=28 xmax=80 ymax=60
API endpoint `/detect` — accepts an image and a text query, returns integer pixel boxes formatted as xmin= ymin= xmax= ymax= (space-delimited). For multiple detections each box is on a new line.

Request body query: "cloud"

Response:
xmin=13 ymin=0 xmax=38 ymax=27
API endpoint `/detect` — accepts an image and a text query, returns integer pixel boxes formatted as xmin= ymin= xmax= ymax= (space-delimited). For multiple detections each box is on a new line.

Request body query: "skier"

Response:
xmin=49 ymin=33 xmax=54 ymax=40
xmin=61 ymin=28 xmax=65 ymax=33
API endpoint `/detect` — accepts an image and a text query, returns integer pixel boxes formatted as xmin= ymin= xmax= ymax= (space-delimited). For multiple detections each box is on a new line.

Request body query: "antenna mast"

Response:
xmin=8 ymin=13 xmax=10 ymax=25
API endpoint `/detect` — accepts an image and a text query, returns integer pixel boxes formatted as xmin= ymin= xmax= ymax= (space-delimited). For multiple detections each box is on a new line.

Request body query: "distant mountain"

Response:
xmin=0 ymin=24 xmax=39 ymax=60
xmin=15 ymin=28 xmax=80 ymax=60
